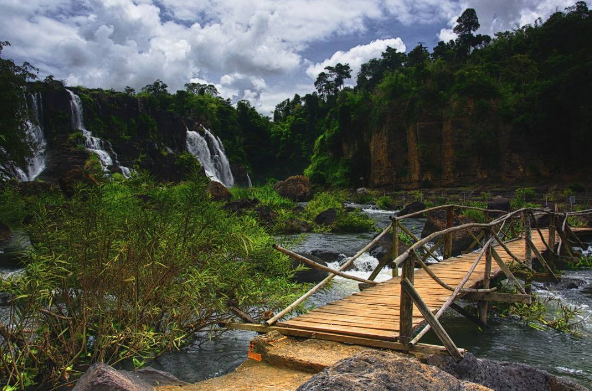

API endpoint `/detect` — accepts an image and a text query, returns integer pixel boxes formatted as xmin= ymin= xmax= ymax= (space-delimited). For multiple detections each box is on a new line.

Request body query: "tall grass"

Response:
xmin=0 ymin=174 xmax=306 ymax=389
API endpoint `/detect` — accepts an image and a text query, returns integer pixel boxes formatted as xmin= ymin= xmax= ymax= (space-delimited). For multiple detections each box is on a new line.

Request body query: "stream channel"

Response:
xmin=1 ymin=206 xmax=590 ymax=388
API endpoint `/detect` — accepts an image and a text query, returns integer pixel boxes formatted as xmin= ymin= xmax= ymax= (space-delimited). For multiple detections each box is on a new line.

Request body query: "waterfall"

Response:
xmin=185 ymin=127 xmax=234 ymax=187
xmin=24 ymin=93 xmax=47 ymax=181
xmin=67 ymin=90 xmax=132 ymax=178
xmin=246 ymin=172 xmax=253 ymax=188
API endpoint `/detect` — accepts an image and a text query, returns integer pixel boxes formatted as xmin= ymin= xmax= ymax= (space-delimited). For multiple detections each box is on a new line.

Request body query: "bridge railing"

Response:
xmin=266 ymin=204 xmax=592 ymax=359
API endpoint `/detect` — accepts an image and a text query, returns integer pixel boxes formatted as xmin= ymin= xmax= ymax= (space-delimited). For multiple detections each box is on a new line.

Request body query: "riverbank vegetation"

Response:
xmin=0 ymin=174 xmax=308 ymax=389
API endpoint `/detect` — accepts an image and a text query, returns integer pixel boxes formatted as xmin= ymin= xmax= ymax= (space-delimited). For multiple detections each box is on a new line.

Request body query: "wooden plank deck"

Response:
xmin=278 ymin=229 xmax=551 ymax=341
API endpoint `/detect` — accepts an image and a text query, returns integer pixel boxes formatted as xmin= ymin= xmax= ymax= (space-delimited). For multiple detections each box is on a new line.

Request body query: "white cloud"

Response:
xmin=0 ymin=0 xmax=586 ymax=116
xmin=305 ymin=38 xmax=406 ymax=81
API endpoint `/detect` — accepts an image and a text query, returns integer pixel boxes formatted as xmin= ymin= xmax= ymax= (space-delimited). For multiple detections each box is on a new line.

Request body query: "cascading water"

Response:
xmin=185 ymin=127 xmax=234 ymax=187
xmin=67 ymin=90 xmax=132 ymax=178
xmin=0 ymin=93 xmax=47 ymax=182
xmin=24 ymin=93 xmax=47 ymax=181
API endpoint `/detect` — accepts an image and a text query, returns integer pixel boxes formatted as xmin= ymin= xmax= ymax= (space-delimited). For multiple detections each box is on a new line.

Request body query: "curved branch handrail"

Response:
xmin=394 ymin=204 xmax=508 ymax=221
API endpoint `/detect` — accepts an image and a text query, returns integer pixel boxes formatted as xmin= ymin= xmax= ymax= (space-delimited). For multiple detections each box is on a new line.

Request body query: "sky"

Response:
xmin=0 ymin=0 xmax=585 ymax=116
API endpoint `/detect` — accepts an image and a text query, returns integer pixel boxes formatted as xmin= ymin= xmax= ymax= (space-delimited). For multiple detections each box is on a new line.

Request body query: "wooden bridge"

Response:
xmin=229 ymin=206 xmax=592 ymax=360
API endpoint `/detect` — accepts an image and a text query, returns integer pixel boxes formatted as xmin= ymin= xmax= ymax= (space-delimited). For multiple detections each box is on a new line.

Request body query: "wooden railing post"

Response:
xmin=399 ymin=253 xmax=415 ymax=344
xmin=478 ymin=231 xmax=492 ymax=327
xmin=549 ymin=206 xmax=557 ymax=253
xmin=392 ymin=220 xmax=399 ymax=277
xmin=444 ymin=206 xmax=454 ymax=259
xmin=525 ymin=212 xmax=532 ymax=269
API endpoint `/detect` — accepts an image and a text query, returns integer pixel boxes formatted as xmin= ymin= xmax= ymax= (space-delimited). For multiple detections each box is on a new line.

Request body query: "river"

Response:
xmin=1 ymin=209 xmax=590 ymax=388
xmin=150 ymin=205 xmax=592 ymax=389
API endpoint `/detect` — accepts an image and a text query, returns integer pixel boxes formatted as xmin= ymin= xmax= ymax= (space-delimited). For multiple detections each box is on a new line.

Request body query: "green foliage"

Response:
xmin=230 ymin=184 xmax=294 ymax=210
xmin=0 ymin=176 xmax=307 ymax=388
xmin=0 ymin=41 xmax=38 ymax=169
xmin=333 ymin=210 xmax=375 ymax=233
xmin=305 ymin=192 xmax=345 ymax=221
xmin=0 ymin=187 xmax=27 ymax=227
xmin=566 ymin=255 xmax=592 ymax=269
xmin=462 ymin=201 xmax=488 ymax=223
xmin=511 ymin=187 xmax=538 ymax=209
xmin=375 ymin=195 xmax=395 ymax=210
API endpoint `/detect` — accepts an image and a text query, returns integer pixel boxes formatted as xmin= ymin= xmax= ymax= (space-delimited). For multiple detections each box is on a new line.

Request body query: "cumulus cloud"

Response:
xmin=305 ymin=38 xmax=406 ymax=82
xmin=0 ymin=0 xmax=586 ymax=115
xmin=437 ymin=0 xmax=579 ymax=41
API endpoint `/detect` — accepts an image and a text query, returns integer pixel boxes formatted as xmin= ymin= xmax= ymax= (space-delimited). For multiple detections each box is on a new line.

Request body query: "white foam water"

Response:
xmin=185 ymin=126 xmax=234 ymax=187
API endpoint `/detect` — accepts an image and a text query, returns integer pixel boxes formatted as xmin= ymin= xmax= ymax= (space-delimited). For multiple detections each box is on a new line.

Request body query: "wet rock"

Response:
xmin=369 ymin=231 xmax=410 ymax=265
xmin=230 ymin=163 xmax=252 ymax=188
xmin=274 ymin=175 xmax=312 ymax=202
xmin=224 ymin=198 xmax=260 ymax=213
xmin=488 ymin=196 xmax=510 ymax=213
xmin=545 ymin=278 xmax=586 ymax=290
xmin=73 ymin=363 xmax=187 ymax=391
xmin=206 ymin=180 xmax=232 ymax=202
xmin=310 ymin=249 xmax=346 ymax=264
xmin=315 ymin=208 xmax=338 ymax=226
xmin=0 ymin=292 xmax=14 ymax=306
xmin=422 ymin=210 xmax=480 ymax=256
xmin=297 ymin=350 xmax=491 ymax=391
xmin=397 ymin=201 xmax=426 ymax=217
xmin=292 ymin=205 xmax=306 ymax=214
xmin=293 ymin=253 xmax=329 ymax=283
xmin=427 ymin=352 xmax=588 ymax=391
xmin=58 ymin=168 xmax=99 ymax=199
xmin=0 ymin=221 xmax=12 ymax=242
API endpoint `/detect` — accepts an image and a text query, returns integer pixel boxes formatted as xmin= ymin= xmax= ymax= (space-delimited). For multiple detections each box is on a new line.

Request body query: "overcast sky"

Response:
xmin=0 ymin=0 xmax=584 ymax=115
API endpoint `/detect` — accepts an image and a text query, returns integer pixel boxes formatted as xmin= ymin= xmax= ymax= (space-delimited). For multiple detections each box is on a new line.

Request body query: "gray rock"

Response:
xmin=72 ymin=363 xmax=152 ymax=391
xmin=73 ymin=363 xmax=186 ymax=391
xmin=488 ymin=196 xmax=510 ymax=213
xmin=310 ymin=249 xmax=346 ymax=264
xmin=397 ymin=201 xmax=426 ymax=217
xmin=421 ymin=210 xmax=480 ymax=256
xmin=297 ymin=350 xmax=490 ymax=391
xmin=369 ymin=232 xmax=409 ymax=265
xmin=0 ymin=221 xmax=12 ymax=242
xmin=292 ymin=253 xmax=329 ymax=283
xmin=315 ymin=208 xmax=338 ymax=226
xmin=426 ymin=353 xmax=588 ymax=391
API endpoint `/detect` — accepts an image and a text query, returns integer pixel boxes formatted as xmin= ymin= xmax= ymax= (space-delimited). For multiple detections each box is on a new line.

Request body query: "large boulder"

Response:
xmin=206 ymin=180 xmax=232 ymax=202
xmin=0 ymin=221 xmax=12 ymax=242
xmin=421 ymin=210 xmax=480 ymax=256
xmin=369 ymin=232 xmax=410 ymax=265
xmin=310 ymin=249 xmax=346 ymax=264
xmin=293 ymin=253 xmax=329 ymax=283
xmin=315 ymin=208 xmax=338 ymax=226
xmin=73 ymin=363 xmax=186 ymax=391
xmin=274 ymin=175 xmax=312 ymax=202
xmin=488 ymin=196 xmax=510 ymax=212
xmin=427 ymin=353 xmax=588 ymax=391
xmin=397 ymin=201 xmax=426 ymax=217
xmin=297 ymin=351 xmax=490 ymax=391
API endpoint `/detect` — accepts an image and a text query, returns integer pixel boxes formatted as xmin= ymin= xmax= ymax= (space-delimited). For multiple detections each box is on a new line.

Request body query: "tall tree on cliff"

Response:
xmin=0 ymin=41 xmax=38 ymax=170
xmin=314 ymin=63 xmax=352 ymax=100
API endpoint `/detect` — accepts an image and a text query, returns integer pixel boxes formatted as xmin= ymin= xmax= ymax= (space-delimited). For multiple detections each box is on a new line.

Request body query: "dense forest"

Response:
xmin=2 ymin=3 xmax=592 ymax=188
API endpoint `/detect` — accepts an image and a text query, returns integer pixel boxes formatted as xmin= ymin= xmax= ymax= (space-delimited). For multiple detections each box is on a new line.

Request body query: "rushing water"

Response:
xmin=150 ymin=206 xmax=592 ymax=389
xmin=186 ymin=126 xmax=234 ymax=187
xmin=67 ymin=90 xmax=132 ymax=177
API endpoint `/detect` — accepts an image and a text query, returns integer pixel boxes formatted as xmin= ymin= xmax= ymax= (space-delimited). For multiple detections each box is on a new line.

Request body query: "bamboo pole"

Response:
xmin=397 ymin=204 xmax=506 ymax=220
xmin=265 ymin=223 xmax=393 ymax=325
xmin=401 ymin=278 xmax=463 ymax=361
xmin=549 ymin=206 xmax=557 ymax=252
xmin=273 ymin=245 xmax=379 ymax=285
xmin=479 ymin=230 xmax=492 ymax=326
xmin=393 ymin=221 xmax=399 ymax=277
xmin=490 ymin=247 xmax=527 ymax=294
xmin=525 ymin=237 xmax=559 ymax=283
xmin=410 ymin=237 xmax=494 ymax=345
xmin=444 ymin=206 xmax=454 ymax=259
xmin=399 ymin=252 xmax=415 ymax=344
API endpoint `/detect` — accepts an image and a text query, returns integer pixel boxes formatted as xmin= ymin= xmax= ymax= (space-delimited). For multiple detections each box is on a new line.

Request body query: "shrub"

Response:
xmin=0 ymin=174 xmax=306 ymax=389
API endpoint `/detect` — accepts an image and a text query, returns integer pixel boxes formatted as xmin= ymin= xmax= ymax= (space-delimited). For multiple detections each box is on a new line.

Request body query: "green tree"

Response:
xmin=141 ymin=79 xmax=168 ymax=95
xmin=0 ymin=41 xmax=38 ymax=171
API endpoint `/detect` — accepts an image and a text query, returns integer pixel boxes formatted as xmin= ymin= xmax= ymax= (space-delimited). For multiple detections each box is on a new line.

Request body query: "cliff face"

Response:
xmin=29 ymin=82 xmax=200 ymax=182
xmin=358 ymin=100 xmax=572 ymax=189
